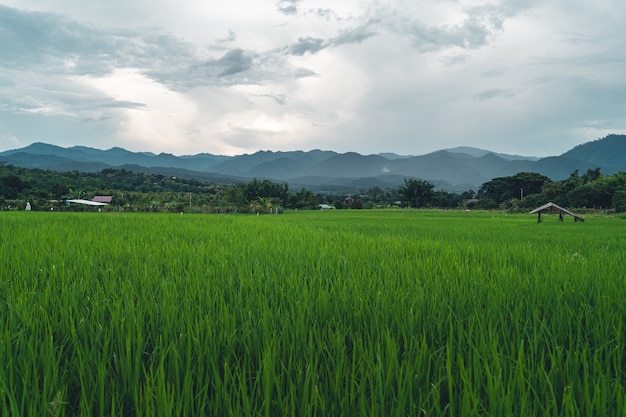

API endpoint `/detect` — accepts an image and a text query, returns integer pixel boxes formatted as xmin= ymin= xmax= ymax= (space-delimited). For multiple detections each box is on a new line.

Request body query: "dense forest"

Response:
xmin=1 ymin=164 xmax=625 ymax=212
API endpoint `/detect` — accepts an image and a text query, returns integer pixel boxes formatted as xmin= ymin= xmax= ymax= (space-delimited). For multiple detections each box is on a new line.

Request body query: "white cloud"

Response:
xmin=1 ymin=1 xmax=625 ymax=157
xmin=0 ymin=133 xmax=21 ymax=149
xmin=74 ymin=69 xmax=197 ymax=152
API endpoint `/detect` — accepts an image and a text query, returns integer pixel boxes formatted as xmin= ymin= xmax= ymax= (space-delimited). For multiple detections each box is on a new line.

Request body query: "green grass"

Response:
xmin=1 ymin=210 xmax=625 ymax=416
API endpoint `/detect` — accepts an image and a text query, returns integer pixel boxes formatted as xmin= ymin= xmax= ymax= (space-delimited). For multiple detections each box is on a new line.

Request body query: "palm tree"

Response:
xmin=398 ymin=178 xmax=434 ymax=208
xmin=256 ymin=197 xmax=273 ymax=213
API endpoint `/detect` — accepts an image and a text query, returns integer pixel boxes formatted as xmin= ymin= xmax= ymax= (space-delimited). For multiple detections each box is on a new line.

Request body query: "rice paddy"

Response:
xmin=1 ymin=210 xmax=625 ymax=416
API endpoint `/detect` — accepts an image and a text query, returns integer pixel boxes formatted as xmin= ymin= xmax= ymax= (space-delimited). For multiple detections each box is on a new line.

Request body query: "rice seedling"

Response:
xmin=0 ymin=210 xmax=625 ymax=416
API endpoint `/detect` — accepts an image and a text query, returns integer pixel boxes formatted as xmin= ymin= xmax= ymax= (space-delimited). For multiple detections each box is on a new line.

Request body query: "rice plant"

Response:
xmin=1 ymin=210 xmax=625 ymax=416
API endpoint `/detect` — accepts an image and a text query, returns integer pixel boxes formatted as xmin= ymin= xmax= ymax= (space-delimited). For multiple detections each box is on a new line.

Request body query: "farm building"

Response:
xmin=529 ymin=202 xmax=584 ymax=223
xmin=92 ymin=196 xmax=113 ymax=203
xmin=66 ymin=199 xmax=108 ymax=207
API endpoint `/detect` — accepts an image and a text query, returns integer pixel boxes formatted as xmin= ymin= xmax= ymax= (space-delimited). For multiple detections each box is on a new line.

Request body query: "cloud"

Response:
xmin=473 ymin=88 xmax=516 ymax=101
xmin=373 ymin=1 xmax=537 ymax=53
xmin=276 ymin=0 xmax=301 ymax=15
xmin=252 ymin=93 xmax=288 ymax=105
xmin=288 ymin=37 xmax=328 ymax=56
xmin=217 ymin=30 xmax=237 ymax=43
xmin=0 ymin=5 xmax=277 ymax=92
xmin=498 ymin=0 xmax=541 ymax=16
xmin=208 ymin=49 xmax=254 ymax=77
xmin=439 ymin=54 xmax=470 ymax=66
xmin=80 ymin=116 xmax=112 ymax=124
xmin=0 ymin=5 xmax=104 ymax=72
xmin=293 ymin=68 xmax=319 ymax=78
xmin=482 ymin=68 xmax=505 ymax=78
xmin=314 ymin=8 xmax=337 ymax=20
xmin=0 ymin=133 xmax=20 ymax=149
xmin=0 ymin=5 xmax=193 ymax=78
xmin=331 ymin=21 xmax=378 ymax=46
xmin=402 ymin=17 xmax=495 ymax=51
xmin=2 ymin=0 xmax=626 ymax=158
xmin=285 ymin=19 xmax=378 ymax=56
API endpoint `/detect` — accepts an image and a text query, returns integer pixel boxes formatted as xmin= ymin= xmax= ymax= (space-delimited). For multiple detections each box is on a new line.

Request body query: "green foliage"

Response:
xmin=2 ymin=163 xmax=626 ymax=212
xmin=398 ymin=178 xmax=435 ymax=208
xmin=431 ymin=190 xmax=463 ymax=208
xmin=0 ymin=166 xmax=307 ymax=212
xmin=478 ymin=172 xmax=550 ymax=203
xmin=289 ymin=188 xmax=319 ymax=209
xmin=0 ymin=174 xmax=28 ymax=198
xmin=1 ymin=211 xmax=626 ymax=416
xmin=476 ymin=169 xmax=626 ymax=210
xmin=613 ymin=190 xmax=626 ymax=212
xmin=243 ymin=178 xmax=289 ymax=206
xmin=521 ymin=169 xmax=626 ymax=210
xmin=566 ymin=181 xmax=613 ymax=208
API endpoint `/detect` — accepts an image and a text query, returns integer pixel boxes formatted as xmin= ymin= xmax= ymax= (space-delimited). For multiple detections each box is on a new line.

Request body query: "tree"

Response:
xmin=562 ymin=170 xmax=582 ymax=193
xmin=430 ymin=190 xmax=462 ymax=208
xmin=398 ymin=178 xmax=435 ymax=208
xmin=0 ymin=175 xmax=28 ymax=198
xmin=223 ymin=183 xmax=248 ymax=207
xmin=477 ymin=172 xmax=551 ymax=204
xmin=581 ymin=168 xmax=602 ymax=184
xmin=461 ymin=189 xmax=475 ymax=200
xmin=613 ymin=190 xmax=626 ymax=212
xmin=289 ymin=188 xmax=318 ymax=209
xmin=252 ymin=197 xmax=273 ymax=213
xmin=244 ymin=178 xmax=289 ymax=206
xmin=566 ymin=181 xmax=613 ymax=208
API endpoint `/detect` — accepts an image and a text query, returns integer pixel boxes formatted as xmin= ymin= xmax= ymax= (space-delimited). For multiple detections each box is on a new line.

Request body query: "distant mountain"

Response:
xmin=0 ymin=142 xmax=229 ymax=171
xmin=559 ymin=134 xmax=626 ymax=172
xmin=444 ymin=146 xmax=541 ymax=161
xmin=1 ymin=135 xmax=624 ymax=192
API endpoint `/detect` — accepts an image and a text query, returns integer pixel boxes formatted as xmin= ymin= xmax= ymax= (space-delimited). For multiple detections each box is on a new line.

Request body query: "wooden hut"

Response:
xmin=529 ymin=202 xmax=584 ymax=223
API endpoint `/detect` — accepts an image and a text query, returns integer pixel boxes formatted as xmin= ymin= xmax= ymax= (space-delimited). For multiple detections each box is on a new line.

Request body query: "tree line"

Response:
xmin=1 ymin=164 xmax=625 ymax=212
xmin=0 ymin=166 xmax=323 ymax=212
xmin=475 ymin=169 xmax=626 ymax=211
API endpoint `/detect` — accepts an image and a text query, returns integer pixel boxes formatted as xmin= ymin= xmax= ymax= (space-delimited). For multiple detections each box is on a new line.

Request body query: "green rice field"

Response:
xmin=1 ymin=210 xmax=625 ymax=416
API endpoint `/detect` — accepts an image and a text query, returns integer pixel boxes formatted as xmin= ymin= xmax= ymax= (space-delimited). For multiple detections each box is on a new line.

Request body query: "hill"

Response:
xmin=1 ymin=135 xmax=624 ymax=192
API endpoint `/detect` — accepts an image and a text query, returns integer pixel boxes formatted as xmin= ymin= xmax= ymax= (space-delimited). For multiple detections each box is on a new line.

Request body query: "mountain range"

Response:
xmin=1 ymin=134 xmax=625 ymax=193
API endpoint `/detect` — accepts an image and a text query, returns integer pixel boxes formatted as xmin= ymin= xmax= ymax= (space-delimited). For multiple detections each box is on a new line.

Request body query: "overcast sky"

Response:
xmin=1 ymin=1 xmax=625 ymax=157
